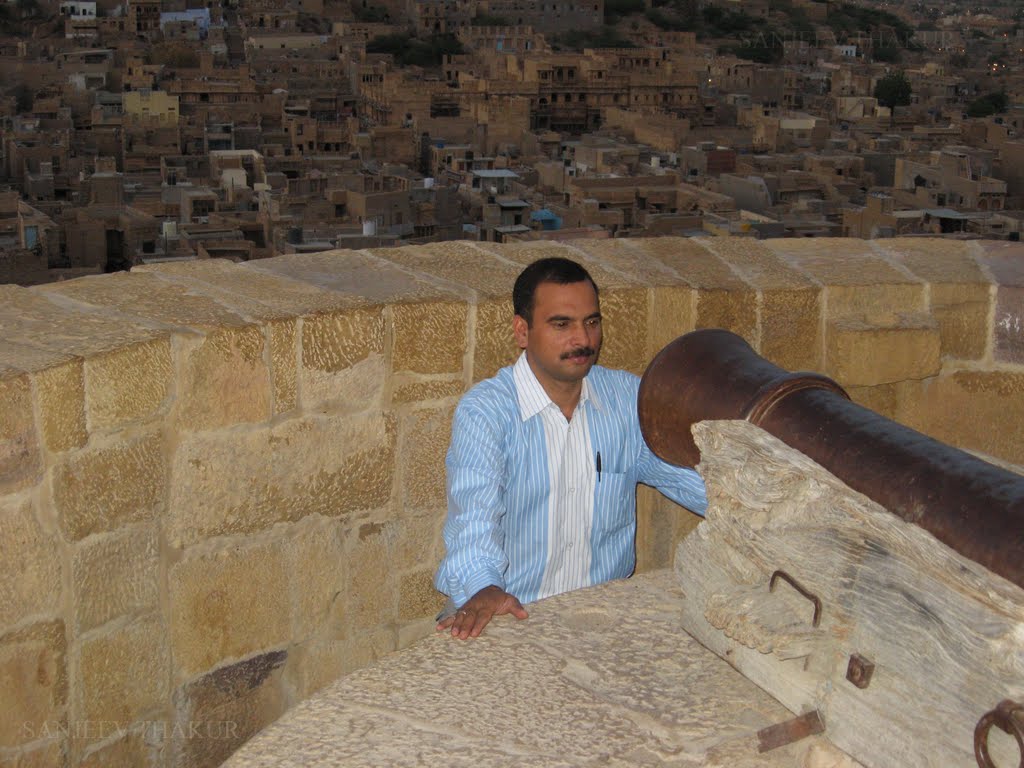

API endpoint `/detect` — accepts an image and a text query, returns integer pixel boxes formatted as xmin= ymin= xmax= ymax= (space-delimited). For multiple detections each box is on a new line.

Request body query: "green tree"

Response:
xmin=873 ymin=70 xmax=912 ymax=125
xmin=966 ymin=91 xmax=1008 ymax=118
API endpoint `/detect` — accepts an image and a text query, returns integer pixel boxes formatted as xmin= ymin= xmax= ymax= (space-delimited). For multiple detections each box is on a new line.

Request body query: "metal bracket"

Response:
xmin=758 ymin=709 xmax=826 ymax=753
xmin=975 ymin=699 xmax=1024 ymax=768
xmin=769 ymin=569 xmax=822 ymax=628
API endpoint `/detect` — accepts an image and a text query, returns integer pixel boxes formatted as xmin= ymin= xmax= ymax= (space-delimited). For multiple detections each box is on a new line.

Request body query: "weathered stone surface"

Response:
xmin=875 ymin=240 xmax=991 ymax=359
xmin=171 ymin=651 xmax=287 ymax=768
xmin=284 ymin=521 xmax=345 ymax=641
xmin=5 ymin=284 xmax=167 ymax=358
xmin=380 ymin=241 xmax=522 ymax=299
xmin=347 ymin=523 xmax=397 ymax=631
xmin=85 ymin=340 xmax=172 ymax=431
xmin=31 ymin=359 xmax=87 ymax=453
xmin=700 ymin=237 xmax=816 ymax=291
xmin=825 ymin=317 xmax=941 ymax=387
xmin=976 ymin=241 xmax=1024 ymax=364
xmin=169 ymin=542 xmax=290 ymax=677
xmin=247 ymin=251 xmax=462 ymax=305
xmin=390 ymin=377 xmax=464 ymax=405
xmin=570 ymin=238 xmax=684 ymax=287
xmin=596 ymin=287 xmax=650 ymax=374
xmin=79 ymin=727 xmax=156 ymax=768
xmin=391 ymin=511 xmax=444 ymax=574
xmin=760 ymin=288 xmax=823 ymax=371
xmin=0 ymin=620 xmax=66 ymax=750
xmin=168 ymin=413 xmax=395 ymax=546
xmin=282 ymin=641 xmax=348 ymax=702
xmin=39 ymin=271 xmax=251 ymax=331
xmin=300 ymin=307 xmax=386 ymax=410
xmin=71 ymin=525 xmax=159 ymax=633
xmin=634 ymin=483 xmax=700 ymax=574
xmin=138 ymin=257 xmax=359 ymax=318
xmin=177 ymin=326 xmax=272 ymax=431
xmin=391 ymin=300 xmax=469 ymax=375
xmin=648 ymin=284 xmax=696 ymax=358
xmin=767 ymin=239 xmax=925 ymax=324
xmin=472 ymin=297 xmax=517 ymax=382
xmin=401 ymin=406 xmax=454 ymax=510
xmin=0 ymin=740 xmax=65 ymax=768
xmin=895 ymin=372 xmax=1024 ymax=466
xmin=53 ymin=431 xmax=167 ymax=541
xmin=225 ymin=571 xmax=852 ymax=768
xmin=398 ymin=569 xmax=444 ymax=622
xmin=845 ymin=383 xmax=898 ymax=420
xmin=0 ymin=374 xmax=41 ymax=494
xmin=73 ymin=615 xmax=169 ymax=742
xmin=0 ymin=498 xmax=61 ymax=630
xmin=268 ymin=318 xmax=297 ymax=414
xmin=476 ymin=241 xmax=637 ymax=291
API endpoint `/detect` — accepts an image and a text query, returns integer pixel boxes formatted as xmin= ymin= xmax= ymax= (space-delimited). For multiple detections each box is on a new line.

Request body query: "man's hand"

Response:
xmin=437 ymin=585 xmax=528 ymax=639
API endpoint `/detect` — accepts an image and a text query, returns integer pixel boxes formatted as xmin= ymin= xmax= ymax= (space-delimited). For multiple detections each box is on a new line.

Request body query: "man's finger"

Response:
xmin=451 ymin=608 xmax=474 ymax=639
xmin=468 ymin=608 xmax=494 ymax=638
xmin=436 ymin=616 xmax=455 ymax=631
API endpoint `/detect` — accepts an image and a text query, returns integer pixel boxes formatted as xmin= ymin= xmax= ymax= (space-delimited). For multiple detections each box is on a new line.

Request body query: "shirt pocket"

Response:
xmin=594 ymin=471 xmax=634 ymax=535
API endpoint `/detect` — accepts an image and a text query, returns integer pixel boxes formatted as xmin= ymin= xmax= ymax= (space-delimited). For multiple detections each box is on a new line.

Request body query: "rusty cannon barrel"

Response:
xmin=638 ymin=328 xmax=1024 ymax=592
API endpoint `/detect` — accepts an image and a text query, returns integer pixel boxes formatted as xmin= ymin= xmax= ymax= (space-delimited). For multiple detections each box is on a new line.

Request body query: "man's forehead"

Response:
xmin=534 ymin=280 xmax=599 ymax=309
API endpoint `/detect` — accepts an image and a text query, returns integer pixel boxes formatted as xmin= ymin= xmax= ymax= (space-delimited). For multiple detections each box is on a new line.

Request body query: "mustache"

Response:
xmin=561 ymin=347 xmax=596 ymax=360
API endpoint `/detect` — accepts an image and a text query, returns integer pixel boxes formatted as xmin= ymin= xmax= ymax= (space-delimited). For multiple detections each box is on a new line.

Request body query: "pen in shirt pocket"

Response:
xmin=596 ymin=451 xmax=602 ymax=482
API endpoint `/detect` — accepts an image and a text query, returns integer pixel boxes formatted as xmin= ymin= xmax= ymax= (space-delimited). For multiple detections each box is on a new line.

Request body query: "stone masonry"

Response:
xmin=0 ymin=237 xmax=1022 ymax=768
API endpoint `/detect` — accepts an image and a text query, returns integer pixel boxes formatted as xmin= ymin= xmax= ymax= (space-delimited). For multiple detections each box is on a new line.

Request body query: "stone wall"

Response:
xmin=1 ymin=237 xmax=1022 ymax=768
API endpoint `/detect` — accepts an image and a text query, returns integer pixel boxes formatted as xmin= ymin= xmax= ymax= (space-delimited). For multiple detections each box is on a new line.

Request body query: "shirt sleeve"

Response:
xmin=636 ymin=439 xmax=709 ymax=516
xmin=434 ymin=401 xmax=510 ymax=607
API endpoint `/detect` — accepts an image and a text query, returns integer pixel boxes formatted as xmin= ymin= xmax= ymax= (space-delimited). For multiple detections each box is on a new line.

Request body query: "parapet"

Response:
xmin=1 ymin=236 xmax=1022 ymax=767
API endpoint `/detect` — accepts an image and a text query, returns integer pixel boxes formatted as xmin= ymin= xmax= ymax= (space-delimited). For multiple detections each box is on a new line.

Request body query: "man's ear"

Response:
xmin=512 ymin=314 xmax=529 ymax=350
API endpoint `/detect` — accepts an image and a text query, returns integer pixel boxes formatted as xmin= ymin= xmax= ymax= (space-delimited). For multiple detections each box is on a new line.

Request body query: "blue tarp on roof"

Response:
xmin=530 ymin=208 xmax=562 ymax=231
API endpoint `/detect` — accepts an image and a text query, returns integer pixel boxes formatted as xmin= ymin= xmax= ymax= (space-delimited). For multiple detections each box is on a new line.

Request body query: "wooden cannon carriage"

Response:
xmin=639 ymin=330 xmax=1024 ymax=768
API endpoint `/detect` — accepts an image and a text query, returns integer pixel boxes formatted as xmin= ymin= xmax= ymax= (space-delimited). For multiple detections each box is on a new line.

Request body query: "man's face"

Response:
xmin=513 ymin=279 xmax=603 ymax=391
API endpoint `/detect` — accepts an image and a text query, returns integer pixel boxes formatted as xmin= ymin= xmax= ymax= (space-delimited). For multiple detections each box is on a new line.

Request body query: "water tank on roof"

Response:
xmin=362 ymin=220 xmax=376 ymax=236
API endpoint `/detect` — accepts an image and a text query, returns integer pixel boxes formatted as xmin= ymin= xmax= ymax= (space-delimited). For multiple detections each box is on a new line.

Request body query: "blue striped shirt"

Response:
xmin=435 ymin=353 xmax=707 ymax=607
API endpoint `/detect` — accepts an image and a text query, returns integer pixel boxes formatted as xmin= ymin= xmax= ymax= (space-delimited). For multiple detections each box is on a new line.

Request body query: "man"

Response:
xmin=435 ymin=257 xmax=707 ymax=639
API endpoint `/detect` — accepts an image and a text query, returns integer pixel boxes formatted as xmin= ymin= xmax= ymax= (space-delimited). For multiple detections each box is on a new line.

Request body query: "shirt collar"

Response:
xmin=512 ymin=351 xmax=602 ymax=422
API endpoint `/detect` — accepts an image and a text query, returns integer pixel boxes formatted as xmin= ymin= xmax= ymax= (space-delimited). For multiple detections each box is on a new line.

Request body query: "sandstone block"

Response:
xmin=171 ymin=651 xmax=287 ymax=768
xmin=398 ymin=617 xmax=436 ymax=649
xmin=385 ymin=241 xmax=521 ymax=299
xmin=0 ymin=620 xmax=67 ymax=750
xmin=391 ymin=511 xmax=445 ymax=573
xmin=0 ymin=741 xmax=64 ymax=768
xmin=169 ymin=542 xmax=290 ymax=678
xmin=168 ymin=413 xmax=395 ymax=546
xmin=53 ymin=432 xmax=167 ymax=541
xmin=85 ymin=339 xmax=172 ymax=431
xmin=976 ymin=241 xmax=1024 ymax=365
xmin=0 ymin=374 xmax=41 ymax=494
xmin=0 ymin=498 xmax=61 ymax=630
xmin=398 ymin=570 xmax=444 ymax=622
xmin=268 ymin=318 xmax=297 ymax=415
xmin=392 ymin=300 xmax=469 ymax=375
xmin=895 ymin=372 xmax=1024 ymax=466
xmin=300 ymin=308 xmax=386 ymax=409
xmin=472 ymin=297 xmax=517 ymax=382
xmin=597 ymin=288 xmax=649 ymax=375
xmin=73 ymin=615 xmax=169 ymax=744
xmin=71 ymin=525 xmax=159 ymax=634
xmin=634 ymin=483 xmax=700 ymax=574
xmin=283 ymin=641 xmax=347 ymax=701
xmin=34 ymin=360 xmax=87 ymax=453
xmin=695 ymin=289 xmax=758 ymax=342
xmin=760 ymin=288 xmax=822 ymax=371
xmin=401 ymin=406 xmax=454 ymax=511
xmin=825 ymin=318 xmax=940 ymax=387
xmin=177 ymin=326 xmax=271 ymax=431
xmin=845 ymin=384 xmax=898 ymax=420
xmin=285 ymin=521 xmax=346 ymax=641
xmin=648 ymin=285 xmax=695 ymax=359
xmin=79 ymin=727 xmax=155 ymax=768
xmin=994 ymin=286 xmax=1024 ymax=365
xmin=391 ymin=377 xmax=464 ymax=405
xmin=930 ymin=282 xmax=990 ymax=360
xmin=347 ymin=523 xmax=396 ymax=631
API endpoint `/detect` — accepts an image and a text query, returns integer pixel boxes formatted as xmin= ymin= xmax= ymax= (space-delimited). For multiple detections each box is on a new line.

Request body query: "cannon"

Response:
xmin=638 ymin=330 xmax=1024 ymax=768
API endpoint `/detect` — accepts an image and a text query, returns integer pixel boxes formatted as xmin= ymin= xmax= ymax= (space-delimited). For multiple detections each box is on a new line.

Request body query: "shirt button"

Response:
xmin=569 ymin=487 xmax=575 ymax=493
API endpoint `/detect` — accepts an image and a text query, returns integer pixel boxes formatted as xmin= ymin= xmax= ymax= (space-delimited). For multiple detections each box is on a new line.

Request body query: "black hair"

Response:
xmin=512 ymin=257 xmax=599 ymax=326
